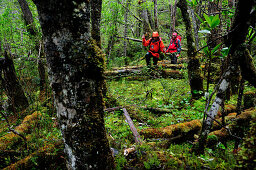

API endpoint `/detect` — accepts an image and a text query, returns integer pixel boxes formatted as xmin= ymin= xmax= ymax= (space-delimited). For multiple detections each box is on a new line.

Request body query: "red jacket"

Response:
xmin=142 ymin=38 xmax=165 ymax=58
xmin=166 ymin=38 xmax=181 ymax=53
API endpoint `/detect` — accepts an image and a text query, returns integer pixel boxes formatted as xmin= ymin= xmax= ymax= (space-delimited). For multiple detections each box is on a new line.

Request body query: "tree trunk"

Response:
xmin=124 ymin=0 xmax=131 ymax=65
xmin=147 ymin=9 xmax=154 ymax=31
xmin=169 ymin=0 xmax=177 ymax=34
xmin=153 ymin=0 xmax=158 ymax=31
xmin=135 ymin=7 xmax=142 ymax=37
xmin=188 ymin=4 xmax=199 ymax=49
xmin=140 ymin=0 xmax=152 ymax=38
xmin=226 ymin=0 xmax=256 ymax=87
xmin=17 ymin=0 xmax=47 ymax=101
xmin=32 ymin=0 xmax=115 ymax=169
xmin=1 ymin=50 xmax=29 ymax=113
xmin=177 ymin=0 xmax=204 ymax=99
xmin=91 ymin=0 xmax=102 ymax=47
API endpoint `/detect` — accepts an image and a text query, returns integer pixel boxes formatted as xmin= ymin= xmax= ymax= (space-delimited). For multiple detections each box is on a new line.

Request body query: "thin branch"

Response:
xmin=117 ymin=36 xmax=142 ymax=42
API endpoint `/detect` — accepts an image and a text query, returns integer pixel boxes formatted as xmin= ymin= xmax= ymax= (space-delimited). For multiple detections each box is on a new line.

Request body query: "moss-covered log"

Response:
xmin=3 ymin=141 xmax=65 ymax=170
xmin=0 ymin=112 xmax=41 ymax=151
xmin=215 ymin=104 xmax=236 ymax=119
xmin=162 ymin=69 xmax=184 ymax=79
xmin=207 ymin=109 xmax=256 ymax=146
xmin=140 ymin=107 xmax=252 ymax=141
xmin=104 ymin=67 xmax=184 ymax=79
xmin=243 ymin=91 xmax=256 ymax=109
xmin=140 ymin=119 xmax=202 ymax=140
xmin=237 ymin=110 xmax=256 ymax=169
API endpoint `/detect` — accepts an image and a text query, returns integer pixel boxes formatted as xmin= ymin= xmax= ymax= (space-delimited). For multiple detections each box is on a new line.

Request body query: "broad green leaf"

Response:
xmin=203 ymin=13 xmax=212 ymax=27
xmin=211 ymin=15 xmax=220 ymax=29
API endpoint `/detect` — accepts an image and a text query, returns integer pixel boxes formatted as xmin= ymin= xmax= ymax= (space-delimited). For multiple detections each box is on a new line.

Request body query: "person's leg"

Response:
xmin=170 ymin=53 xmax=175 ymax=64
xmin=145 ymin=52 xmax=151 ymax=66
xmin=153 ymin=56 xmax=158 ymax=65
xmin=173 ymin=53 xmax=177 ymax=64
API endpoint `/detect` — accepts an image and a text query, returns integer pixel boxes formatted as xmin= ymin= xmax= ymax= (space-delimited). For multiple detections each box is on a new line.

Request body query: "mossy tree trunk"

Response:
xmin=1 ymin=50 xmax=29 ymax=113
xmin=196 ymin=0 xmax=256 ymax=155
xmin=32 ymin=0 xmax=115 ymax=169
xmin=177 ymin=0 xmax=204 ymax=99
xmin=90 ymin=0 xmax=102 ymax=48
xmin=225 ymin=0 xmax=256 ymax=88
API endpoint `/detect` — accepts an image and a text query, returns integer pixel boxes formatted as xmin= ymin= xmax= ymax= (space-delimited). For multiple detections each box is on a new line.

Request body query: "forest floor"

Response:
xmin=0 ymin=61 xmax=255 ymax=169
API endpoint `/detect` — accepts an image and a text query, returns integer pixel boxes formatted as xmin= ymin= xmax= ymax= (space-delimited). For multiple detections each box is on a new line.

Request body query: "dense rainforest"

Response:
xmin=0 ymin=0 xmax=255 ymax=169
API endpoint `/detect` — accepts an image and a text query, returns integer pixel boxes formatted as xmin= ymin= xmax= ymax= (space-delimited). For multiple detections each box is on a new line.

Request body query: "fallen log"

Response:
xmin=207 ymin=109 xmax=256 ymax=146
xmin=104 ymin=68 xmax=184 ymax=79
xmin=3 ymin=140 xmax=64 ymax=170
xmin=104 ymin=62 xmax=185 ymax=79
xmin=0 ymin=112 xmax=41 ymax=151
xmin=110 ymin=62 xmax=185 ymax=71
xmin=162 ymin=69 xmax=184 ymax=79
xmin=140 ymin=119 xmax=202 ymax=140
xmin=243 ymin=91 xmax=256 ymax=109
xmin=140 ymin=106 xmax=174 ymax=115
xmin=140 ymin=109 xmax=255 ymax=142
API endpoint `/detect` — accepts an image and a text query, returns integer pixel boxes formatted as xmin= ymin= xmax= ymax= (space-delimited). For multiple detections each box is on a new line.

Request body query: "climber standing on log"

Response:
xmin=166 ymin=32 xmax=181 ymax=64
xmin=142 ymin=32 xmax=165 ymax=66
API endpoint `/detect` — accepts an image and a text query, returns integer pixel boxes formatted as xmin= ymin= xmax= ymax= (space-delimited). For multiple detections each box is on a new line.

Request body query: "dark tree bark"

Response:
xmin=17 ymin=0 xmax=47 ymax=101
xmin=1 ymin=50 xmax=29 ymax=113
xmin=32 ymin=0 xmax=115 ymax=169
xmin=177 ymin=0 xmax=204 ymax=99
xmin=17 ymin=0 xmax=36 ymax=36
xmin=196 ymin=0 xmax=256 ymax=155
xmin=225 ymin=0 xmax=256 ymax=87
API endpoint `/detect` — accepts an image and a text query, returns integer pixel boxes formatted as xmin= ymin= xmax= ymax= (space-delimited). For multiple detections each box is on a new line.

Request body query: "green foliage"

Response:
xmin=237 ymin=112 xmax=256 ymax=169
xmin=143 ymin=152 xmax=161 ymax=169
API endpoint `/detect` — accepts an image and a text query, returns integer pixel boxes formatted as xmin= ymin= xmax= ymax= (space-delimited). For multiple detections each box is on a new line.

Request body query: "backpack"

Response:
xmin=173 ymin=35 xmax=182 ymax=49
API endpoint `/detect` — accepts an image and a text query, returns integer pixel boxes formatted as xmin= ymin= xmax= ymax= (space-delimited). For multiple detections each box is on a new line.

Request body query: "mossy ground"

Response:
xmin=105 ymin=75 xmax=256 ymax=169
xmin=0 ymin=71 xmax=255 ymax=169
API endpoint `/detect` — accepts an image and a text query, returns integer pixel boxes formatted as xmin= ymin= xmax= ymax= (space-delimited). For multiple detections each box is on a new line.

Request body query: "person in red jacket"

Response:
xmin=166 ymin=32 xmax=181 ymax=64
xmin=142 ymin=32 xmax=165 ymax=66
